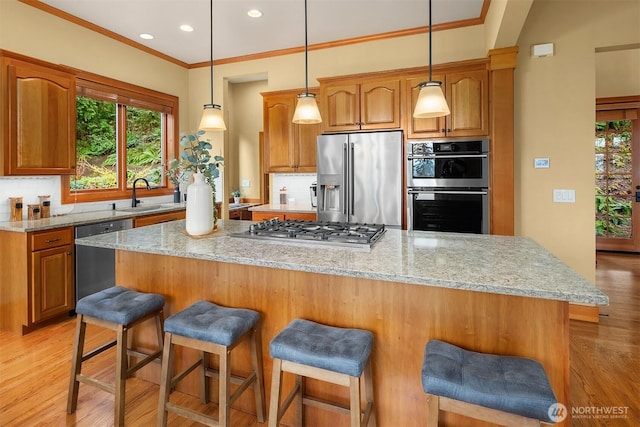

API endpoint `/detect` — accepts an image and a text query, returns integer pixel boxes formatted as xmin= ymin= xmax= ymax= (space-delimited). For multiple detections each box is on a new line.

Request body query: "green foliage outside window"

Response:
xmin=73 ymin=97 xmax=163 ymax=190
xmin=595 ymin=120 xmax=633 ymax=238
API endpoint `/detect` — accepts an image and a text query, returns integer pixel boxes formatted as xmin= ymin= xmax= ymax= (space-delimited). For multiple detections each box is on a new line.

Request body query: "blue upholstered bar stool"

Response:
xmin=67 ymin=286 xmax=165 ymax=427
xmin=157 ymin=300 xmax=266 ymax=427
xmin=268 ymin=319 xmax=376 ymax=427
xmin=421 ymin=340 xmax=558 ymax=426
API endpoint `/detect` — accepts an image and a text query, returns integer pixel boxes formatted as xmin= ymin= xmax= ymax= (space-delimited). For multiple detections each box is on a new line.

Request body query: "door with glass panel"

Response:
xmin=595 ymin=108 xmax=640 ymax=252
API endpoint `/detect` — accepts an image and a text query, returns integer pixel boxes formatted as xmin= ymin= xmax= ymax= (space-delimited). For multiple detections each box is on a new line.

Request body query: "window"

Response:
xmin=61 ymin=76 xmax=178 ymax=204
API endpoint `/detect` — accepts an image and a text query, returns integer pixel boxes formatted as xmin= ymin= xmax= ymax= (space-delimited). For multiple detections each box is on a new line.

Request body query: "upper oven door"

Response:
xmin=407 ymin=139 xmax=489 ymax=188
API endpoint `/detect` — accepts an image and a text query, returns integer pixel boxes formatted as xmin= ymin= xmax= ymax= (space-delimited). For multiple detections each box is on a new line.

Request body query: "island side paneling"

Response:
xmin=117 ymin=250 xmax=570 ymax=427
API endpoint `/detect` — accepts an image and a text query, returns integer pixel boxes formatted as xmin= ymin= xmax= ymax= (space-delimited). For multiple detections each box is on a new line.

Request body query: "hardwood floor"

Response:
xmin=570 ymin=252 xmax=639 ymax=427
xmin=0 ymin=252 xmax=638 ymax=426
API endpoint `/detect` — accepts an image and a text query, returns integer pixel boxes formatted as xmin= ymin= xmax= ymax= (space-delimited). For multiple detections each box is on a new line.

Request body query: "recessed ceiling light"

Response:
xmin=247 ymin=9 xmax=262 ymax=18
xmin=179 ymin=24 xmax=194 ymax=32
xmin=139 ymin=33 xmax=154 ymax=40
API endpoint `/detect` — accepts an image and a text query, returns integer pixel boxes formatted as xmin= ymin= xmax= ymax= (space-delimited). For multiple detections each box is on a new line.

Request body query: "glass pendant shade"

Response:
xmin=292 ymin=93 xmax=322 ymax=124
xmin=199 ymin=103 xmax=226 ymax=131
xmin=413 ymin=81 xmax=450 ymax=118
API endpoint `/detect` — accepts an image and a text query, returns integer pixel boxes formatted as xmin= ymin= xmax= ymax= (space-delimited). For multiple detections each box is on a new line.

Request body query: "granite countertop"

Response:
xmin=75 ymin=219 xmax=609 ymax=306
xmin=0 ymin=203 xmax=185 ymax=232
xmin=249 ymin=203 xmax=316 ymax=213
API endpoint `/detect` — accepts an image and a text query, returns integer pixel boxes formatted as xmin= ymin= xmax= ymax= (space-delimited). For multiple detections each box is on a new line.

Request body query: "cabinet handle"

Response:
xmin=67 ymin=251 xmax=73 ymax=256
xmin=45 ymin=238 xmax=61 ymax=243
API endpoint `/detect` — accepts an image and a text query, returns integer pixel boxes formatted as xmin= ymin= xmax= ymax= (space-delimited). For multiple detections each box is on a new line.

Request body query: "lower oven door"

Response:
xmin=408 ymin=189 xmax=489 ymax=234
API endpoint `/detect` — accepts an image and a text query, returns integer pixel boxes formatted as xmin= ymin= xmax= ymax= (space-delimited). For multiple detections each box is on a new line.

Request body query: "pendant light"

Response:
xmin=292 ymin=0 xmax=322 ymax=124
xmin=413 ymin=0 xmax=450 ymax=119
xmin=199 ymin=0 xmax=226 ymax=131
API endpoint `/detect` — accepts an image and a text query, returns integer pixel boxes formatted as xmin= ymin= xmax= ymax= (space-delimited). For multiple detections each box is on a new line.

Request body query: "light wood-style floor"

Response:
xmin=0 ymin=252 xmax=638 ymax=426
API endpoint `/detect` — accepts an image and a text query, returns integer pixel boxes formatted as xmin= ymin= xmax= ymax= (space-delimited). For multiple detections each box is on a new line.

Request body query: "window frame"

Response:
xmin=61 ymin=72 xmax=179 ymax=204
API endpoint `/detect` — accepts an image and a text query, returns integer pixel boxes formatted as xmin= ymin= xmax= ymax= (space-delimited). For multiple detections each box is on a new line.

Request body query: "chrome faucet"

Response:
xmin=131 ymin=177 xmax=151 ymax=207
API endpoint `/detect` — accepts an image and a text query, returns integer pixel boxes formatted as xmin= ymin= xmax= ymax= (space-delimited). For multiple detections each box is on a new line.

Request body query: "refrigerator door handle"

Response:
xmin=350 ymin=142 xmax=355 ymax=215
xmin=343 ymin=142 xmax=348 ymax=215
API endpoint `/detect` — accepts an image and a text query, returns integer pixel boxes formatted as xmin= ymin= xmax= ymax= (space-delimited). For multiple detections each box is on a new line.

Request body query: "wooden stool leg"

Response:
xmin=350 ymin=376 xmax=362 ymax=427
xmin=115 ymin=324 xmax=128 ymax=427
xmin=219 ymin=349 xmax=231 ymax=427
xmin=363 ymin=361 xmax=376 ymax=426
xmin=67 ymin=315 xmax=86 ymax=414
xmin=251 ymin=326 xmax=266 ymax=422
xmin=295 ymin=375 xmax=304 ymax=427
xmin=426 ymin=393 xmax=439 ymax=427
xmin=157 ymin=333 xmax=174 ymax=427
xmin=199 ymin=350 xmax=209 ymax=404
xmin=268 ymin=359 xmax=284 ymax=427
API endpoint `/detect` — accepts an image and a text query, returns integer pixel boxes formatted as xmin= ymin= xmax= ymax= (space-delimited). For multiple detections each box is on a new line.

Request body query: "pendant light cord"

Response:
xmin=304 ymin=0 xmax=309 ymax=95
xmin=428 ymin=0 xmax=433 ymax=82
xmin=209 ymin=0 xmax=214 ymax=104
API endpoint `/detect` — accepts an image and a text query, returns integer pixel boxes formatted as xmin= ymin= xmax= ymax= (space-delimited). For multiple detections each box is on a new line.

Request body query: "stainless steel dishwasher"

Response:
xmin=75 ymin=218 xmax=133 ymax=303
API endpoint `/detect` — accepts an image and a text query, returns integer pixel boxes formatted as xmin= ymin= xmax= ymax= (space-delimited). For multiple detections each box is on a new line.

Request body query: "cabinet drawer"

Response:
xmin=134 ymin=210 xmax=186 ymax=227
xmin=31 ymin=227 xmax=73 ymax=251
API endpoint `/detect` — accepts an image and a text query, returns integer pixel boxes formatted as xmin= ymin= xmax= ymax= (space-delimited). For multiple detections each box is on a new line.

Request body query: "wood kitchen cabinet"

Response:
xmin=0 ymin=51 xmax=76 ymax=175
xmin=262 ymin=88 xmax=321 ymax=173
xmin=0 ymin=226 xmax=75 ymax=334
xmin=319 ymin=76 xmax=401 ymax=132
xmin=251 ymin=211 xmax=317 ymax=222
xmin=133 ymin=210 xmax=185 ymax=227
xmin=405 ymin=68 xmax=488 ymax=139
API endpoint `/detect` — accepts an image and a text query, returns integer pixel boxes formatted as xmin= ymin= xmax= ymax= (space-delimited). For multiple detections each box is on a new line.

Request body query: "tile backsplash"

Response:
xmin=0 ymin=176 xmax=173 ymax=221
xmin=271 ymin=173 xmax=316 ymax=207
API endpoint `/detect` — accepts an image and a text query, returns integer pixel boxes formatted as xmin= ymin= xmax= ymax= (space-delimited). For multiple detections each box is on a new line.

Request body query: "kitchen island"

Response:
xmin=76 ymin=220 xmax=607 ymax=427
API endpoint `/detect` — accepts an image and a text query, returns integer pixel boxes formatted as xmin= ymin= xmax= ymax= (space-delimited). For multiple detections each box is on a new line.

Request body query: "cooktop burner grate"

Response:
xmin=231 ymin=219 xmax=386 ymax=248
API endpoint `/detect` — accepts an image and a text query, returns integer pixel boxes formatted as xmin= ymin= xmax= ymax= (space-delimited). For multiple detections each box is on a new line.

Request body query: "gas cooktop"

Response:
xmin=231 ymin=219 xmax=386 ymax=249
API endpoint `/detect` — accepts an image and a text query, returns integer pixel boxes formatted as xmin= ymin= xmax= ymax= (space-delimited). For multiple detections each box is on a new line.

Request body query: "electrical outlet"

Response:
xmin=553 ymin=189 xmax=575 ymax=203
xmin=241 ymin=179 xmax=250 ymax=187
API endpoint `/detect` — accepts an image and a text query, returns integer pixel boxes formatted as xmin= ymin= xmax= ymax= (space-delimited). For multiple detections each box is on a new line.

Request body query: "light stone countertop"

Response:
xmin=0 ymin=203 xmax=186 ymax=232
xmin=249 ymin=203 xmax=316 ymax=214
xmin=75 ymin=219 xmax=609 ymax=306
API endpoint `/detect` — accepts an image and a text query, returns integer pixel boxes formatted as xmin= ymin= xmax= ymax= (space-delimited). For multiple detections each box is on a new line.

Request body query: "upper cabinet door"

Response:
xmin=405 ymin=74 xmax=446 ymax=139
xmin=321 ymin=78 xmax=401 ymax=132
xmin=264 ymin=95 xmax=295 ymax=172
xmin=404 ymin=70 xmax=488 ymax=139
xmin=322 ymin=83 xmax=360 ymax=132
xmin=4 ymin=59 xmax=76 ymax=175
xmin=359 ymin=78 xmax=401 ymax=130
xmin=263 ymin=89 xmax=320 ymax=173
xmin=445 ymin=70 xmax=488 ymax=137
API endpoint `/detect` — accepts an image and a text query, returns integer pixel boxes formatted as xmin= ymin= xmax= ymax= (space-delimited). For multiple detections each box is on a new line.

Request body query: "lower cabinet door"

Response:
xmin=31 ymin=244 xmax=74 ymax=323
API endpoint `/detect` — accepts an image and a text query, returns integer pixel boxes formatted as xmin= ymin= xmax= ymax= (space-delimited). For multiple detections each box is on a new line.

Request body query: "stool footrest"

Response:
xmin=172 ymin=359 xmax=203 ymax=389
xmin=126 ymin=349 xmax=162 ymax=377
xmin=304 ymin=395 xmax=350 ymax=415
xmin=82 ymin=339 xmax=117 ymax=362
xmin=165 ymin=401 xmax=220 ymax=427
xmin=76 ymin=374 xmax=115 ymax=395
xmin=438 ymin=395 xmax=542 ymax=427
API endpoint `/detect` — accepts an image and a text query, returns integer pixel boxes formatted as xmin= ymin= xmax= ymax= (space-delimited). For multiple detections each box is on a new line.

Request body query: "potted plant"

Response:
xmin=231 ymin=189 xmax=240 ymax=204
xmin=178 ymin=131 xmax=224 ymax=229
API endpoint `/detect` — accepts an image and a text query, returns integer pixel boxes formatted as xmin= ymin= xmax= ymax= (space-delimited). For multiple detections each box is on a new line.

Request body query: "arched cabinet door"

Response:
xmin=3 ymin=56 xmax=76 ymax=175
xmin=320 ymin=77 xmax=400 ymax=132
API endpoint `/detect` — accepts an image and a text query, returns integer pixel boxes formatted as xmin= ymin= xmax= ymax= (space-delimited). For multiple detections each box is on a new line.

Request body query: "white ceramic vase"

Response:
xmin=185 ymin=172 xmax=213 ymax=236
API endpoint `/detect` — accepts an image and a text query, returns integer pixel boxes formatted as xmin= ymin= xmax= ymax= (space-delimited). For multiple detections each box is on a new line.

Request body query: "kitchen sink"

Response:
xmin=118 ymin=205 xmax=163 ymax=212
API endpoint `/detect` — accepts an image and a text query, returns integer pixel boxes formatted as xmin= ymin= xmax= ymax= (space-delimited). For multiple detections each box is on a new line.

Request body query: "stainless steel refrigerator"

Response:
xmin=316 ymin=130 xmax=403 ymax=227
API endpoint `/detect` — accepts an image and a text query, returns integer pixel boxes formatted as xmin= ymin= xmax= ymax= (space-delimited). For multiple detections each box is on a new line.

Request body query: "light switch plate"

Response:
xmin=241 ymin=179 xmax=250 ymax=187
xmin=553 ymin=189 xmax=575 ymax=203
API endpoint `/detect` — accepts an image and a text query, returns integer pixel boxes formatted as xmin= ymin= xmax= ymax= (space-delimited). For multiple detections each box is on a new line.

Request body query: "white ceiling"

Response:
xmin=37 ymin=0 xmax=486 ymax=65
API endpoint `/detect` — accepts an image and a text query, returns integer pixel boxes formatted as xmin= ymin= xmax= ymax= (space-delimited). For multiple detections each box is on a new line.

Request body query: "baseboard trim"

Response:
xmin=569 ymin=303 xmax=600 ymax=323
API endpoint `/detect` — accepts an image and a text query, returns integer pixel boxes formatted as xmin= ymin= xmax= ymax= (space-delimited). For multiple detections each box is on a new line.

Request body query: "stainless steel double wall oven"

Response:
xmin=407 ymin=138 xmax=489 ymax=234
